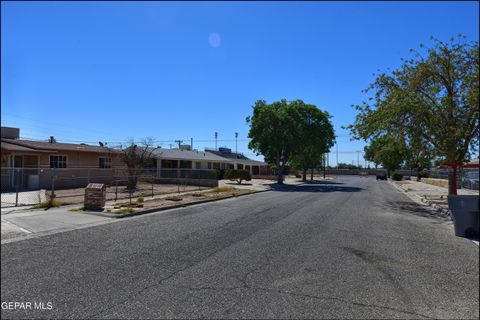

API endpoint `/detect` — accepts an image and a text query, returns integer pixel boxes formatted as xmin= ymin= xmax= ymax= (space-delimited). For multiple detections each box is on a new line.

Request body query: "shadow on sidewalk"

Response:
xmin=386 ymin=200 xmax=451 ymax=223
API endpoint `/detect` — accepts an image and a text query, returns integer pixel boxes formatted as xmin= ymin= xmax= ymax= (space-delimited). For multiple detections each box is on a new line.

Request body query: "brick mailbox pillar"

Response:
xmin=84 ymin=183 xmax=106 ymax=211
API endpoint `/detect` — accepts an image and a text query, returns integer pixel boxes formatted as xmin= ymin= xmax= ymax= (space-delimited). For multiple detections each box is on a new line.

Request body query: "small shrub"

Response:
xmin=418 ymin=169 xmax=429 ymax=178
xmin=137 ymin=196 xmax=144 ymax=203
xmin=166 ymin=196 xmax=183 ymax=201
xmin=216 ymin=170 xmax=225 ymax=180
xmin=392 ymin=172 xmax=403 ymax=181
xmin=224 ymin=169 xmax=251 ymax=184
xmin=191 ymin=193 xmax=204 ymax=197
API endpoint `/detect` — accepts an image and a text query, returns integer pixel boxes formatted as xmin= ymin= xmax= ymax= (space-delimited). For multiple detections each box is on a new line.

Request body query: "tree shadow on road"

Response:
xmin=385 ymin=200 xmax=452 ymax=223
xmin=270 ymin=184 xmax=362 ymax=193
xmin=301 ymin=180 xmax=344 ymax=185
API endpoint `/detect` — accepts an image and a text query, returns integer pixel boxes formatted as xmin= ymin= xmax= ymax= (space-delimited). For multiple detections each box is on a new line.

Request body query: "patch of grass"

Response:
xmin=165 ymin=196 xmax=183 ymax=201
xmin=31 ymin=198 xmax=61 ymax=209
xmin=212 ymin=186 xmax=236 ymax=193
xmin=113 ymin=201 xmax=130 ymax=207
xmin=114 ymin=207 xmax=135 ymax=214
xmin=69 ymin=207 xmax=85 ymax=212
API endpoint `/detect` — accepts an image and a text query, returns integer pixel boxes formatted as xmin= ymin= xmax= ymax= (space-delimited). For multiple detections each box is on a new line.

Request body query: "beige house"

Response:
xmin=1 ymin=127 xmax=123 ymax=190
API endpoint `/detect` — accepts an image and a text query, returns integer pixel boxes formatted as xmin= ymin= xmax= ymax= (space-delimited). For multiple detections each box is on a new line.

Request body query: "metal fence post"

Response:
xmin=129 ymin=189 xmax=132 ymax=205
xmin=15 ymin=169 xmax=20 ymax=207
xmin=51 ymin=170 xmax=56 ymax=200
xmin=151 ymin=176 xmax=154 ymax=198
xmin=115 ymin=180 xmax=118 ymax=202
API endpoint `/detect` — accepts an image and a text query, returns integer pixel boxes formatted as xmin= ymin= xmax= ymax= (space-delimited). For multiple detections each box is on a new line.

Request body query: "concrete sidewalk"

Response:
xmin=1 ymin=207 xmax=115 ymax=243
xmin=391 ymin=179 xmax=478 ymax=215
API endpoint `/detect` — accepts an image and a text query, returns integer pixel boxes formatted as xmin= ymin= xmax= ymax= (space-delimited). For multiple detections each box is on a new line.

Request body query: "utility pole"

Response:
xmin=214 ymin=132 xmax=218 ymax=150
xmin=235 ymin=132 xmax=238 ymax=154
xmin=191 ymin=138 xmax=193 ymax=149
xmin=175 ymin=140 xmax=182 ymax=149
xmin=336 ymin=143 xmax=339 ymax=168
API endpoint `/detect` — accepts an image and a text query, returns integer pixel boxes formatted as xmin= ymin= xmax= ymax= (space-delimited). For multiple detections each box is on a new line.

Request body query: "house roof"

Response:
xmin=231 ymin=158 xmax=269 ymax=166
xmin=1 ymin=140 xmax=51 ymax=153
xmin=1 ymin=138 xmax=121 ymax=154
xmin=152 ymin=148 xmax=232 ymax=162
xmin=205 ymin=149 xmax=250 ymax=160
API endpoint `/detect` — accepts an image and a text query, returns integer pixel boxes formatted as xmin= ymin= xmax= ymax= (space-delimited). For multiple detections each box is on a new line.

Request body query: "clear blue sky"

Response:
xmin=2 ymin=1 xmax=479 ymax=164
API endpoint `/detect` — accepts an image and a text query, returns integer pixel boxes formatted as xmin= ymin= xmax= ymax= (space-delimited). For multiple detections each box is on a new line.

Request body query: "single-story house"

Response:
xmin=1 ymin=127 xmax=124 ymax=190
xmin=205 ymin=147 xmax=271 ymax=175
xmin=151 ymin=147 xmax=233 ymax=172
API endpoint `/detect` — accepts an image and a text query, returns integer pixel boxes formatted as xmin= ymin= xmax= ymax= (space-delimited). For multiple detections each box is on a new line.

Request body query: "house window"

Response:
xmin=207 ymin=162 xmax=212 ymax=169
xmin=212 ymin=163 xmax=220 ymax=170
xmin=50 ymin=155 xmax=67 ymax=168
xmin=99 ymin=157 xmax=112 ymax=168
xmin=179 ymin=160 xmax=192 ymax=169
xmin=195 ymin=162 xmax=201 ymax=169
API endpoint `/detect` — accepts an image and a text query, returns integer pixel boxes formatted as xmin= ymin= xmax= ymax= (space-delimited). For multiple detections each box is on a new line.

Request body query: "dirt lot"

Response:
xmin=51 ymin=182 xmax=208 ymax=205
xmin=104 ymin=187 xmax=255 ymax=214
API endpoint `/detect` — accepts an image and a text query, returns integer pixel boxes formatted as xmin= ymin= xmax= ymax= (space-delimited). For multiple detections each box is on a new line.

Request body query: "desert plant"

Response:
xmin=391 ymin=172 xmax=404 ymax=181
xmin=165 ymin=196 xmax=183 ymax=201
xmin=224 ymin=169 xmax=251 ymax=184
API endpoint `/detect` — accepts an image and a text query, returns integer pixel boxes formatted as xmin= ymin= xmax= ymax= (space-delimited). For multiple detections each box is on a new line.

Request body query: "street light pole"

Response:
xmin=235 ymin=132 xmax=238 ymax=154
xmin=214 ymin=132 xmax=218 ymax=150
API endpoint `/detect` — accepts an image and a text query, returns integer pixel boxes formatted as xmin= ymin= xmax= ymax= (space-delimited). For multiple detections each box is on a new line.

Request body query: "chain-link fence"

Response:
xmin=1 ymin=167 xmax=219 ymax=208
xmin=425 ymin=168 xmax=479 ymax=190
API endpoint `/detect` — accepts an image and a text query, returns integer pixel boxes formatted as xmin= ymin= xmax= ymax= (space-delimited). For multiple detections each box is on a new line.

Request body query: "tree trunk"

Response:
xmin=277 ymin=165 xmax=284 ymax=184
xmin=302 ymin=168 xmax=307 ymax=182
xmin=310 ymin=168 xmax=314 ymax=181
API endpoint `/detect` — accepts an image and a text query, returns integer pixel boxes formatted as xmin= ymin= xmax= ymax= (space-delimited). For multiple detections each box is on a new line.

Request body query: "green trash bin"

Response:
xmin=447 ymin=195 xmax=479 ymax=237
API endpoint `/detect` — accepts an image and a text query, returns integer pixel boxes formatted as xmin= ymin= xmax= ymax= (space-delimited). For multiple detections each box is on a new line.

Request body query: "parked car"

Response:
xmin=376 ymin=173 xmax=387 ymax=180
xmin=461 ymin=171 xmax=479 ymax=190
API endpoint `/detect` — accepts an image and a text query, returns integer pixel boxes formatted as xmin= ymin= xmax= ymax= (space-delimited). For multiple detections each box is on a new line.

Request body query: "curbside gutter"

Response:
xmin=81 ymin=189 xmax=272 ymax=219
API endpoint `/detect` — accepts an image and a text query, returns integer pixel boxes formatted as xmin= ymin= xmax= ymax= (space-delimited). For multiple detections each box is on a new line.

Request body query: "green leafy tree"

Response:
xmin=224 ymin=169 xmax=251 ymax=185
xmin=246 ymin=99 xmax=303 ymax=184
xmin=247 ymin=99 xmax=335 ymax=184
xmin=289 ymin=104 xmax=335 ymax=181
xmin=337 ymin=163 xmax=362 ymax=170
xmin=349 ymin=35 xmax=479 ymax=194
xmin=363 ymin=135 xmax=407 ymax=177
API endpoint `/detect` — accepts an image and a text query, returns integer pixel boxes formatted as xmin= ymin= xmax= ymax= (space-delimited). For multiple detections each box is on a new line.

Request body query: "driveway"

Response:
xmin=1 ymin=176 xmax=478 ymax=319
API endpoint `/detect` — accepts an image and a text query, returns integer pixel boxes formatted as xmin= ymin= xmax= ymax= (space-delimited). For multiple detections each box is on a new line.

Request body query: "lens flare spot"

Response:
xmin=208 ymin=33 xmax=221 ymax=48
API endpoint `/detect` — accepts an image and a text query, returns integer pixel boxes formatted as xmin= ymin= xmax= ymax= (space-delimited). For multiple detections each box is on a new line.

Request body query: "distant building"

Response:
xmin=205 ymin=147 xmax=271 ymax=175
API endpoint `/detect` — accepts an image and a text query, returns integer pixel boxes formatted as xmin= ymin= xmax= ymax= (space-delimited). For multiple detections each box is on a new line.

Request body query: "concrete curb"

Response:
xmin=388 ymin=180 xmax=453 ymax=220
xmin=80 ymin=189 xmax=271 ymax=219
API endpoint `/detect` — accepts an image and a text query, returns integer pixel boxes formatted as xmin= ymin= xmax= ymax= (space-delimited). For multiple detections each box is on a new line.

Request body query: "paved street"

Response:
xmin=1 ymin=176 xmax=478 ymax=319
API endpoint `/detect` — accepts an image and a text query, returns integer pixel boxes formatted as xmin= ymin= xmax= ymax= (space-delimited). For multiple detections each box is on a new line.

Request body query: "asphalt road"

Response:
xmin=1 ymin=176 xmax=478 ymax=319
